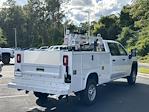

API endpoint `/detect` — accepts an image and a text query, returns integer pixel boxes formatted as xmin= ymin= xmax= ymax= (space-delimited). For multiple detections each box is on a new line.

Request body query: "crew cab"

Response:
xmin=8 ymin=33 xmax=138 ymax=105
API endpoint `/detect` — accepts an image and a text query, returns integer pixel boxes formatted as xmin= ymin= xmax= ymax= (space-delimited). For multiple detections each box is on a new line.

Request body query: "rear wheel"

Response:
xmin=127 ymin=67 xmax=137 ymax=85
xmin=34 ymin=92 xmax=49 ymax=100
xmin=80 ymin=80 xmax=97 ymax=105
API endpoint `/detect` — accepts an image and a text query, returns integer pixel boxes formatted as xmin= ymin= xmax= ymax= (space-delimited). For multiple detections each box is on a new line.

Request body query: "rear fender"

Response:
xmin=82 ymin=72 xmax=99 ymax=90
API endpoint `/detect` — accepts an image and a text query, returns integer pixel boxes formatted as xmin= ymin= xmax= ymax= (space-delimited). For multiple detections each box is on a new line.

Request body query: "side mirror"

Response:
xmin=128 ymin=48 xmax=137 ymax=59
xmin=128 ymin=54 xmax=132 ymax=59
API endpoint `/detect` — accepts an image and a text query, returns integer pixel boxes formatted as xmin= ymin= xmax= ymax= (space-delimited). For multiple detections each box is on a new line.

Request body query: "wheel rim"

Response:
xmin=132 ymin=70 xmax=136 ymax=82
xmin=88 ymin=84 xmax=96 ymax=102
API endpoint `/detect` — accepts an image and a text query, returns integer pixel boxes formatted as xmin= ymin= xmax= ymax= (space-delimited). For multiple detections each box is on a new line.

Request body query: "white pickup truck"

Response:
xmin=0 ymin=48 xmax=14 ymax=64
xmin=8 ymin=34 xmax=138 ymax=105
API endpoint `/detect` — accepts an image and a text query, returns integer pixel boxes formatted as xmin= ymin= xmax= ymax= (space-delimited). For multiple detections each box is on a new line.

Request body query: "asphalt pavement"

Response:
xmin=0 ymin=65 xmax=149 ymax=112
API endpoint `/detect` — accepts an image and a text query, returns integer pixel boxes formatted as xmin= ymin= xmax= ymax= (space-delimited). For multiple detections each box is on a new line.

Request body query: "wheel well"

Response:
xmin=87 ymin=73 xmax=98 ymax=84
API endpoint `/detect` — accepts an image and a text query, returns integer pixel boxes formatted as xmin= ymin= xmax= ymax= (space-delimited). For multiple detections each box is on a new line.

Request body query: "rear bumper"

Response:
xmin=8 ymin=80 xmax=70 ymax=95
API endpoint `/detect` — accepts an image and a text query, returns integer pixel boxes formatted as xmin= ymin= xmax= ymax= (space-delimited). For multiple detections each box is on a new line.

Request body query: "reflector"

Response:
xmin=17 ymin=54 xmax=21 ymax=63
xmin=63 ymin=55 xmax=68 ymax=66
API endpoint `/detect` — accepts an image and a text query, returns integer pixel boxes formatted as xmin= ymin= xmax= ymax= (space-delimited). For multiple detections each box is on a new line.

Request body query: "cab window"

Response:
xmin=108 ymin=42 xmax=127 ymax=56
xmin=108 ymin=43 xmax=120 ymax=56
xmin=117 ymin=44 xmax=127 ymax=55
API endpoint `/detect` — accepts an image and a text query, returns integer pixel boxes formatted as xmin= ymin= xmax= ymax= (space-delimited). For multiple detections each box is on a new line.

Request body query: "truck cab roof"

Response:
xmin=103 ymin=40 xmax=119 ymax=44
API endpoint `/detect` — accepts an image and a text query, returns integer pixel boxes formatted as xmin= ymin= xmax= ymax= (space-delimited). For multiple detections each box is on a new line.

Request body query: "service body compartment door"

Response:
xmin=68 ymin=52 xmax=83 ymax=92
xmin=70 ymin=52 xmax=111 ymax=92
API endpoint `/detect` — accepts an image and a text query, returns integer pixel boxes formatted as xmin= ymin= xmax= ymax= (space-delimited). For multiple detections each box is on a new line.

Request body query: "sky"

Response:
xmin=0 ymin=0 xmax=27 ymax=7
xmin=63 ymin=0 xmax=132 ymax=24
xmin=0 ymin=0 xmax=132 ymax=24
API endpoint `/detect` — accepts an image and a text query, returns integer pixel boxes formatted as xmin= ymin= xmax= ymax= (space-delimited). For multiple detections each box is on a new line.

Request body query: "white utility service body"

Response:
xmin=8 ymin=34 xmax=137 ymax=105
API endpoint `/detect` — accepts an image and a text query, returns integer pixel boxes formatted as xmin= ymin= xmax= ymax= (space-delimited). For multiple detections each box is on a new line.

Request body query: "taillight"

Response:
xmin=17 ymin=54 xmax=21 ymax=63
xmin=63 ymin=55 xmax=71 ymax=83
xmin=63 ymin=55 xmax=68 ymax=66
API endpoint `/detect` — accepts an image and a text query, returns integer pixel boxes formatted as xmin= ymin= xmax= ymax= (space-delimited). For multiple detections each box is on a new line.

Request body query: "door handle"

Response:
xmin=36 ymin=68 xmax=44 ymax=72
xmin=112 ymin=59 xmax=116 ymax=62
xmin=91 ymin=55 xmax=94 ymax=61
xmin=122 ymin=59 xmax=126 ymax=61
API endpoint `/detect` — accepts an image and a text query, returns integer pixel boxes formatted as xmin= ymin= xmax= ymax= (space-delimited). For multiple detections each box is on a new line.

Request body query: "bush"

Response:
xmin=136 ymin=26 xmax=149 ymax=56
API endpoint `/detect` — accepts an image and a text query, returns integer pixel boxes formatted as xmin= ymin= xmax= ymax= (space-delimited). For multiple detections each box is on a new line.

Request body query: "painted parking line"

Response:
xmin=0 ymin=94 xmax=28 ymax=99
xmin=0 ymin=84 xmax=7 ymax=87
xmin=28 ymin=106 xmax=46 ymax=112
xmin=138 ymin=75 xmax=149 ymax=79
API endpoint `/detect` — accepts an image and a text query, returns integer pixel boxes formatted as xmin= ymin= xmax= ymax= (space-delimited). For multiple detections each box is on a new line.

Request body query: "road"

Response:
xmin=139 ymin=63 xmax=149 ymax=68
xmin=0 ymin=65 xmax=149 ymax=112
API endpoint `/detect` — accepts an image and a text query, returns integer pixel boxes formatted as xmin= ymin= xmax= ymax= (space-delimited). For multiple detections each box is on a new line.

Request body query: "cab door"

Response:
xmin=117 ymin=43 xmax=132 ymax=76
xmin=108 ymin=42 xmax=129 ymax=80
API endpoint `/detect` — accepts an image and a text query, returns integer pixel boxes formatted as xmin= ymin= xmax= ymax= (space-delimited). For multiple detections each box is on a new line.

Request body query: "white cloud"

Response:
xmin=0 ymin=0 xmax=7 ymax=8
xmin=64 ymin=0 xmax=132 ymax=24
xmin=70 ymin=0 xmax=94 ymax=8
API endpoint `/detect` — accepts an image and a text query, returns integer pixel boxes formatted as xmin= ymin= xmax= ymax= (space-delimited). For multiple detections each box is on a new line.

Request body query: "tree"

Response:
xmin=0 ymin=0 xmax=65 ymax=48
xmin=0 ymin=0 xmax=27 ymax=47
xmin=117 ymin=27 xmax=137 ymax=48
xmin=136 ymin=26 xmax=149 ymax=56
xmin=24 ymin=0 xmax=45 ymax=47
xmin=44 ymin=0 xmax=64 ymax=45
xmin=0 ymin=28 xmax=7 ymax=47
xmin=130 ymin=0 xmax=149 ymax=29
xmin=80 ymin=22 xmax=88 ymax=34
xmin=117 ymin=0 xmax=149 ymax=56
xmin=120 ymin=6 xmax=134 ymax=27
xmin=93 ymin=15 xmax=121 ymax=40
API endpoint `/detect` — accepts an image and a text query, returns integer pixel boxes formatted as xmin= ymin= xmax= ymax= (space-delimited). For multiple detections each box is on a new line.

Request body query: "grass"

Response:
xmin=139 ymin=67 xmax=149 ymax=74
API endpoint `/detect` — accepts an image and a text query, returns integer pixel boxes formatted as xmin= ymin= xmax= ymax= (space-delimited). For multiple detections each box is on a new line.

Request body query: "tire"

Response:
xmin=34 ymin=92 xmax=49 ymax=100
xmin=127 ymin=67 xmax=137 ymax=85
xmin=80 ymin=80 xmax=97 ymax=105
xmin=2 ymin=54 xmax=10 ymax=65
